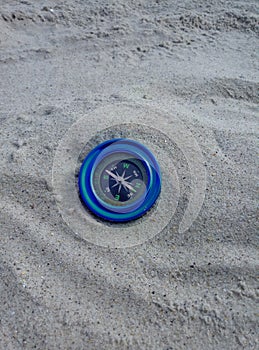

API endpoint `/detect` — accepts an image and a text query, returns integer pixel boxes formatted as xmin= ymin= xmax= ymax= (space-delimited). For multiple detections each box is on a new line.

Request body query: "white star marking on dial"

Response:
xmin=105 ymin=169 xmax=136 ymax=193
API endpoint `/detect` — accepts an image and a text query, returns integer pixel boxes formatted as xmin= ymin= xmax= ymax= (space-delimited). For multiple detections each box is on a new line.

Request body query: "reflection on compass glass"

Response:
xmin=78 ymin=138 xmax=161 ymax=222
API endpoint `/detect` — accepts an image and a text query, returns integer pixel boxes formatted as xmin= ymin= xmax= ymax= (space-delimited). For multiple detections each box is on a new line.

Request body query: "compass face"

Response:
xmin=93 ymin=152 xmax=148 ymax=205
xmin=78 ymin=139 xmax=161 ymax=222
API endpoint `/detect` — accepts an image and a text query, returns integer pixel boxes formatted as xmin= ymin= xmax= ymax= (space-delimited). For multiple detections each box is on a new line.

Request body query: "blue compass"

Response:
xmin=78 ymin=139 xmax=161 ymax=222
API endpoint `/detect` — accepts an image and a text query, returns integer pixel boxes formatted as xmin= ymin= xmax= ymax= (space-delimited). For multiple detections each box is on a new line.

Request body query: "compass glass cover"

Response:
xmin=78 ymin=139 xmax=161 ymax=222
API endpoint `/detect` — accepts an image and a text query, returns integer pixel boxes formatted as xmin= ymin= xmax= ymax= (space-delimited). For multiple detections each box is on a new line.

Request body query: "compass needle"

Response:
xmin=123 ymin=181 xmax=137 ymax=193
xmin=105 ymin=169 xmax=118 ymax=180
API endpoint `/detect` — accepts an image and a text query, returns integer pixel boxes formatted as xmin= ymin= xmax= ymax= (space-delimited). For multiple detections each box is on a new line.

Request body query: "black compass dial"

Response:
xmin=92 ymin=153 xmax=148 ymax=206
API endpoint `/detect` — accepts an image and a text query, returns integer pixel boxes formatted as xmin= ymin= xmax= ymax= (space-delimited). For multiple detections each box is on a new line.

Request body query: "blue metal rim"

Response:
xmin=78 ymin=138 xmax=161 ymax=222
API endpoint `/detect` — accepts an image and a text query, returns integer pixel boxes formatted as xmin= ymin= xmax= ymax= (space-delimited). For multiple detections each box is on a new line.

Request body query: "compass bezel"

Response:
xmin=78 ymin=138 xmax=161 ymax=222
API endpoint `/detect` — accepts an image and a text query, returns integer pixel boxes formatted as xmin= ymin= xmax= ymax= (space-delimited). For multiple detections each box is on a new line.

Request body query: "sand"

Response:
xmin=0 ymin=1 xmax=258 ymax=349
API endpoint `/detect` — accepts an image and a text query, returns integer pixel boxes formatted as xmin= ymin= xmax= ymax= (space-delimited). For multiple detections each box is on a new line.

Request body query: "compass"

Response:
xmin=78 ymin=138 xmax=161 ymax=222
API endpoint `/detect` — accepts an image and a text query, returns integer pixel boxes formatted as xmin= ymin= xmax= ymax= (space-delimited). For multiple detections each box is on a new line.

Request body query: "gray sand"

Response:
xmin=0 ymin=1 xmax=258 ymax=349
